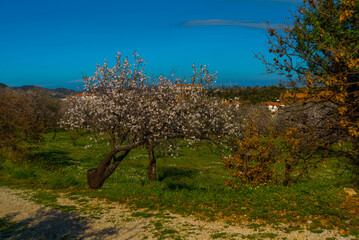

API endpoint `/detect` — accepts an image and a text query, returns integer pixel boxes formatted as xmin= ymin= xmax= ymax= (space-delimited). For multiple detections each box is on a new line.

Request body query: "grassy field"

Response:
xmin=0 ymin=131 xmax=358 ymax=236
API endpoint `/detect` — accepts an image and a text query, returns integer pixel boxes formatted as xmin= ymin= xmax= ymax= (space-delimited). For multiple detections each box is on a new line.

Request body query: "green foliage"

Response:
xmin=208 ymin=85 xmax=286 ymax=104
xmin=258 ymin=0 xmax=359 ymax=176
xmin=294 ymin=0 xmax=359 ymax=140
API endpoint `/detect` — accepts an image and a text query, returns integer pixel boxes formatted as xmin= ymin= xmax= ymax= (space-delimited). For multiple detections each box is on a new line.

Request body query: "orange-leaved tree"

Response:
xmin=256 ymin=0 xmax=359 ymax=171
xmin=224 ymin=115 xmax=278 ymax=188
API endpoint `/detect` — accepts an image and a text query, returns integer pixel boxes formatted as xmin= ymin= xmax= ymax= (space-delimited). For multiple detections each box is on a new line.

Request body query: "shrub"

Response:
xmin=224 ymin=115 xmax=278 ymax=188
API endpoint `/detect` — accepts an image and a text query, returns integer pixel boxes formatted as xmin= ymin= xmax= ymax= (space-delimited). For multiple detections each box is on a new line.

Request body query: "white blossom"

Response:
xmin=61 ymin=52 xmax=242 ymax=154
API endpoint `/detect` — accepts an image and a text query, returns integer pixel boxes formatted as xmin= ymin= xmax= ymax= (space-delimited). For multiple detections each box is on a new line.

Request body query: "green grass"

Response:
xmin=239 ymin=232 xmax=279 ymax=239
xmin=0 ymin=131 xmax=358 ymax=234
xmin=0 ymin=218 xmax=19 ymax=238
xmin=211 ymin=232 xmax=228 ymax=239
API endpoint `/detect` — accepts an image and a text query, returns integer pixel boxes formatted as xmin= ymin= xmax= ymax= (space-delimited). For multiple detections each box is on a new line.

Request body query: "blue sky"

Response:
xmin=0 ymin=0 xmax=301 ymax=90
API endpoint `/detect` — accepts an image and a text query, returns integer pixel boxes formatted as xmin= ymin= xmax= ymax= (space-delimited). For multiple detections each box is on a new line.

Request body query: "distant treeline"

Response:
xmin=208 ymin=85 xmax=287 ymax=104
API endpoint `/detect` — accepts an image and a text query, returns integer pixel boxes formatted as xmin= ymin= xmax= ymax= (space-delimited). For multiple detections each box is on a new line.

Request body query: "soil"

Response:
xmin=0 ymin=186 xmax=353 ymax=239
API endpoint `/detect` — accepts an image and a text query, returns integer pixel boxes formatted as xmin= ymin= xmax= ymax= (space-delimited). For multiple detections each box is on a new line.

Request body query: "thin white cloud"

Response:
xmin=181 ymin=19 xmax=272 ymax=30
xmin=230 ymin=0 xmax=301 ymax=3
xmin=67 ymin=79 xmax=83 ymax=83
xmin=270 ymin=0 xmax=301 ymax=2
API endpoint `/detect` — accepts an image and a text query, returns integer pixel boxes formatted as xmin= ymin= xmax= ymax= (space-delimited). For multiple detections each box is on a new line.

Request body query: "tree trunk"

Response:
xmin=283 ymin=159 xmax=294 ymax=186
xmin=86 ymin=142 xmax=139 ymax=189
xmin=87 ymin=168 xmax=107 ymax=189
xmin=147 ymin=144 xmax=156 ymax=181
xmin=52 ymin=128 xmax=57 ymax=140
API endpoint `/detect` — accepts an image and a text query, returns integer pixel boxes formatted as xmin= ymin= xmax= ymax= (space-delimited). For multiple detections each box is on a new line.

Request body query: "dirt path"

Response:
xmin=0 ymin=186 xmax=353 ymax=239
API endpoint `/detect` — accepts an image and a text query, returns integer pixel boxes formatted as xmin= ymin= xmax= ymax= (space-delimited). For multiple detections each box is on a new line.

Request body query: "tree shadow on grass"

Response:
xmin=0 ymin=207 xmax=143 ymax=240
xmin=158 ymin=167 xmax=202 ymax=191
xmin=27 ymin=151 xmax=77 ymax=168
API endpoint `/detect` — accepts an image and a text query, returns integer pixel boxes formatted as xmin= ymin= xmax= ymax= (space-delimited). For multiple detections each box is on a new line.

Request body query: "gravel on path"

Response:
xmin=0 ymin=186 xmax=353 ymax=240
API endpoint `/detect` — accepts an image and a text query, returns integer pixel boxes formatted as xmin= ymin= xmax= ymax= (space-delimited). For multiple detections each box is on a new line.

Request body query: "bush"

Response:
xmin=224 ymin=115 xmax=278 ymax=188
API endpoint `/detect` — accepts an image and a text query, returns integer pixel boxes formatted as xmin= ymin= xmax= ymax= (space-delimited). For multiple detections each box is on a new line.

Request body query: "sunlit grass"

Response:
xmin=0 ymin=131 xmax=358 ymax=234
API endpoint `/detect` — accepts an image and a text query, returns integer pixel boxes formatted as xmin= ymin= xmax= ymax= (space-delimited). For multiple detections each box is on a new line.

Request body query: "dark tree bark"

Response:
xmin=87 ymin=142 xmax=139 ymax=189
xmin=283 ymin=159 xmax=294 ymax=186
xmin=146 ymin=143 xmax=156 ymax=181
xmin=52 ymin=128 xmax=57 ymax=140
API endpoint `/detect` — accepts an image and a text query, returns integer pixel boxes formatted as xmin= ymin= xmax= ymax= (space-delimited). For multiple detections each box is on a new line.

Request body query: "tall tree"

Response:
xmin=256 ymin=0 xmax=359 ymax=164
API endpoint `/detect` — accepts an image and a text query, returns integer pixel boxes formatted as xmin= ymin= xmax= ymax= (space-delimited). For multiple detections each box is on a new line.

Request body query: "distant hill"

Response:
xmin=0 ymin=83 xmax=8 ymax=88
xmin=0 ymin=83 xmax=81 ymax=98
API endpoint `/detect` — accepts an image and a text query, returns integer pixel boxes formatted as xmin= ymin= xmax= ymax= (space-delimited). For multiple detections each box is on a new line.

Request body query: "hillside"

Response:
xmin=0 ymin=83 xmax=8 ymax=88
xmin=0 ymin=83 xmax=80 ymax=98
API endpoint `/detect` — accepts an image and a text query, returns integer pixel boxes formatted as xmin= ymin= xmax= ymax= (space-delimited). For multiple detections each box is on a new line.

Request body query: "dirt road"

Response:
xmin=0 ymin=186 xmax=352 ymax=239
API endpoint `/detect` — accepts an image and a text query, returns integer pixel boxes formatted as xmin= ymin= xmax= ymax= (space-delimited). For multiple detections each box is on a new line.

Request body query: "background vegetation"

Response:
xmin=208 ymin=85 xmax=286 ymax=104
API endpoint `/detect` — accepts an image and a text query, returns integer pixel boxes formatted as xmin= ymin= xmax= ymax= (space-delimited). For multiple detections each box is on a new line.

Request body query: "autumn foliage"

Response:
xmin=224 ymin=115 xmax=278 ymax=188
xmin=258 ymin=0 xmax=359 ymax=138
xmin=255 ymin=0 xmax=359 ymax=174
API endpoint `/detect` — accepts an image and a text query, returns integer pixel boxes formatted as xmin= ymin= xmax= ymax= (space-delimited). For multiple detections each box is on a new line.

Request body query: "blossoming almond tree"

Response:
xmin=61 ymin=52 xmax=240 ymax=189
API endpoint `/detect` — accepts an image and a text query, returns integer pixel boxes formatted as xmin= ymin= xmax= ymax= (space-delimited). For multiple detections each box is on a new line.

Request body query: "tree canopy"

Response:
xmin=61 ymin=52 xmax=241 ymax=189
xmin=257 ymin=0 xmax=359 ymax=141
